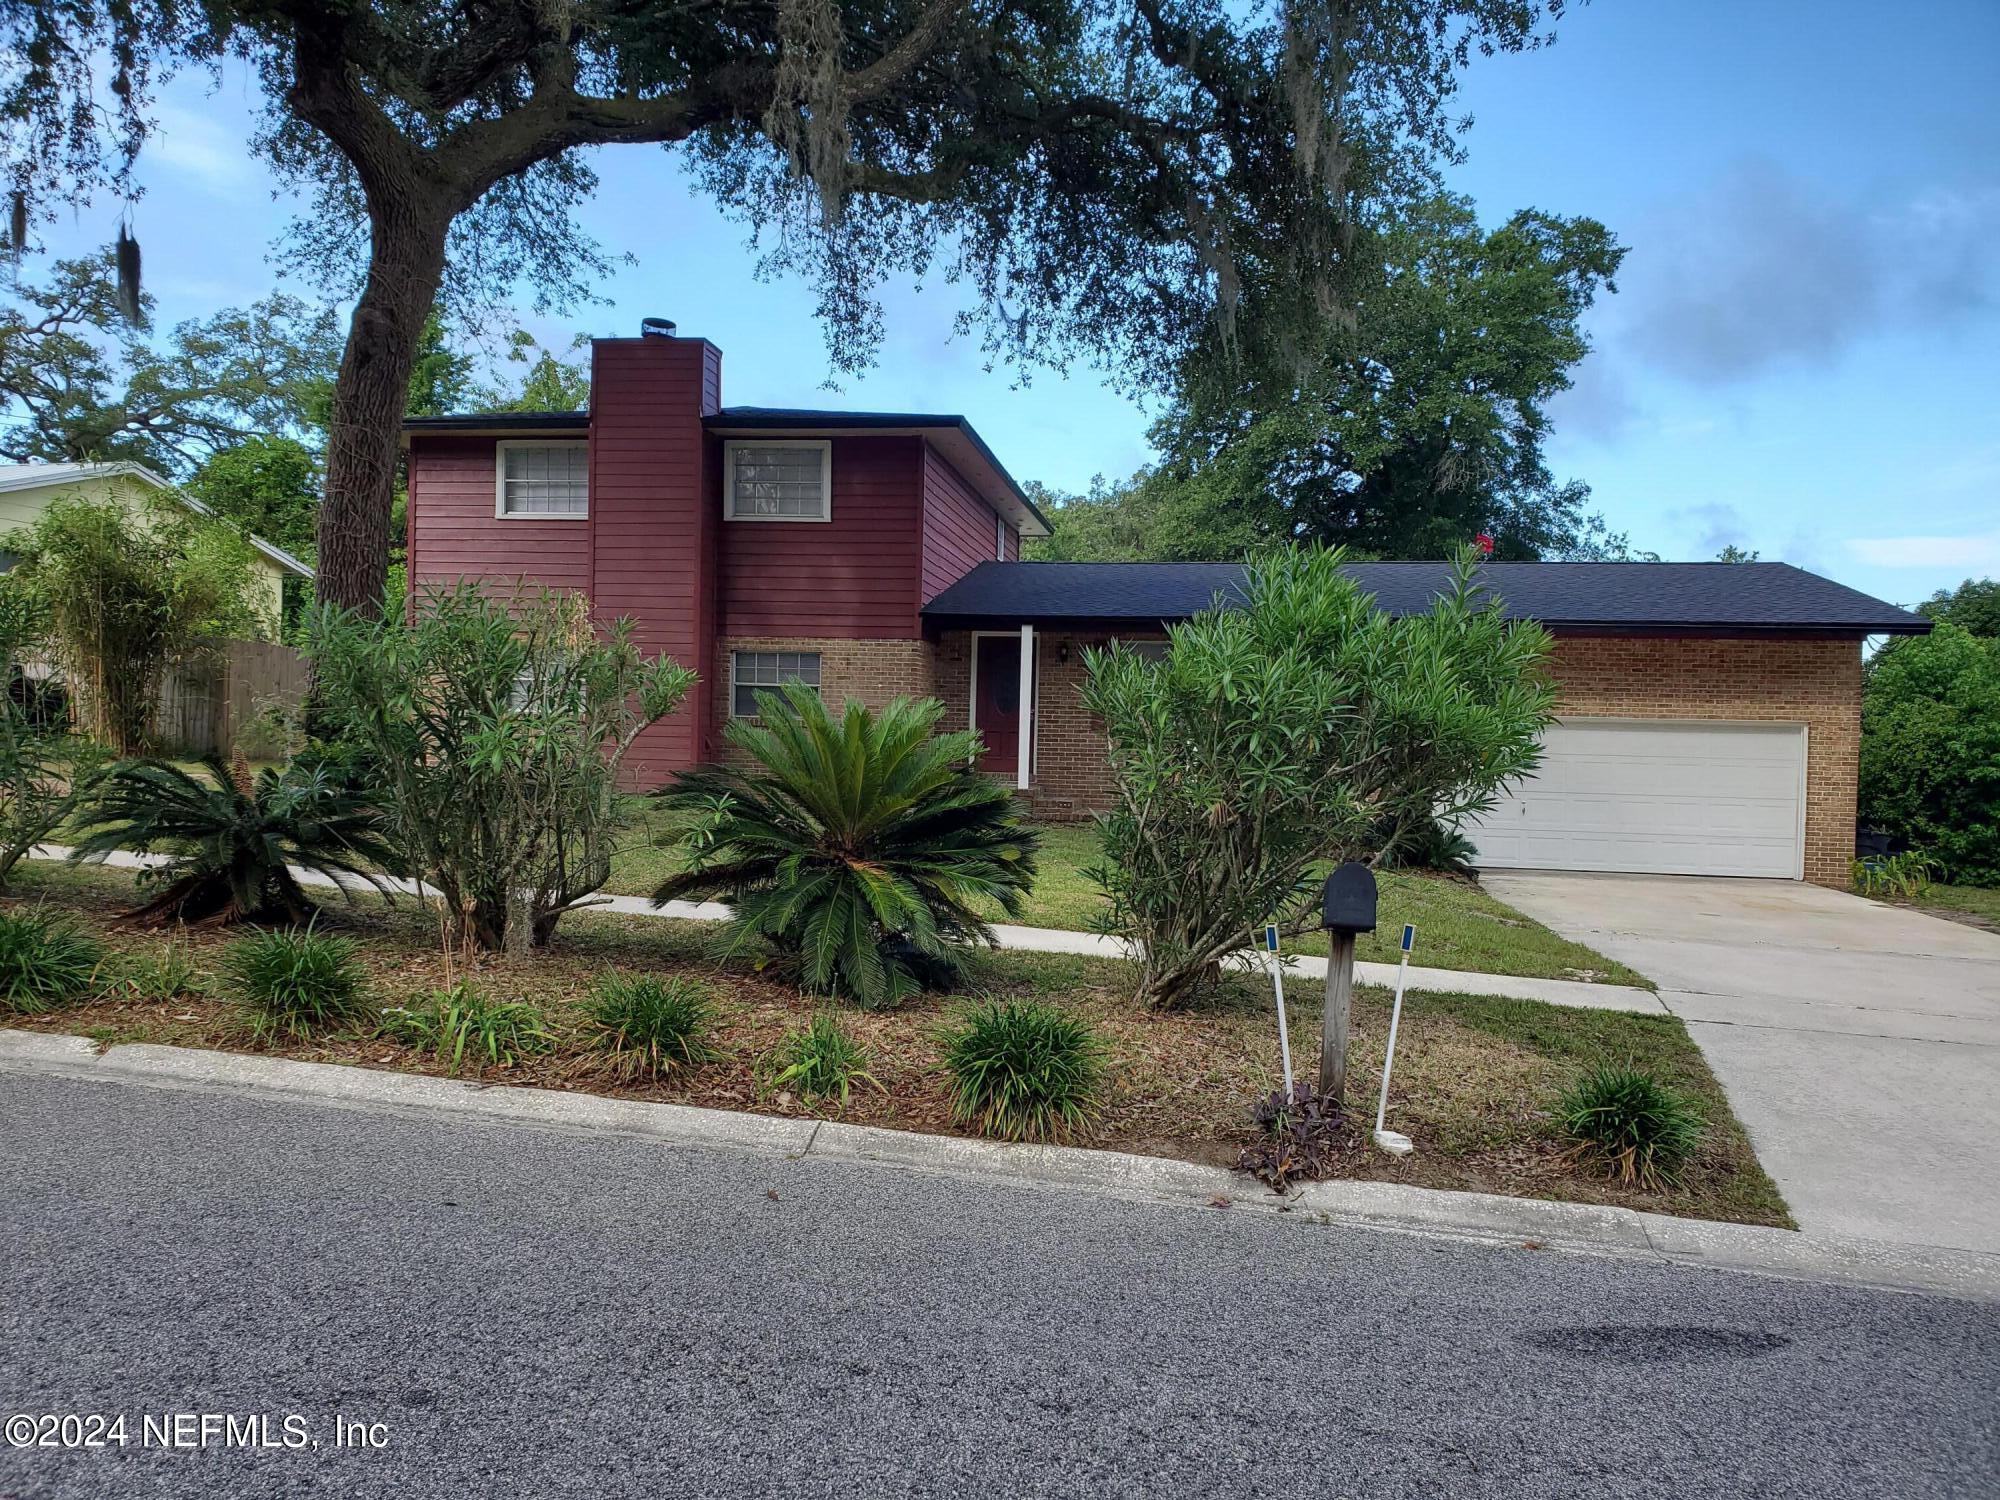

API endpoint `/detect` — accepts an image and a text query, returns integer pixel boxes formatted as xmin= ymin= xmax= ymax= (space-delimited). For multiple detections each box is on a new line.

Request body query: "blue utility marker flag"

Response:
xmin=1401 ymin=924 xmax=1416 ymax=954
xmin=1263 ymin=924 xmax=1279 ymax=953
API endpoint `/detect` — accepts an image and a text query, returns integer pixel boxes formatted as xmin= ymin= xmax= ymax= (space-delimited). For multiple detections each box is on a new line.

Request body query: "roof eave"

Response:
xmin=400 ymin=413 xmax=590 ymax=445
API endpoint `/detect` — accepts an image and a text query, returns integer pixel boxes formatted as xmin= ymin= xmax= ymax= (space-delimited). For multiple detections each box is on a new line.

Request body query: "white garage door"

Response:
xmin=1464 ymin=719 xmax=1806 ymax=879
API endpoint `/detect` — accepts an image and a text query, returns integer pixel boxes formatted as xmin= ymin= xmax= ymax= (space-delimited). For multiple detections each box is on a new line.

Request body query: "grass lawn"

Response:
xmin=1897 ymin=882 xmax=2000 ymax=933
xmin=607 ymin=814 xmax=1650 ymax=987
xmin=2 ymin=860 xmax=1775 ymax=1226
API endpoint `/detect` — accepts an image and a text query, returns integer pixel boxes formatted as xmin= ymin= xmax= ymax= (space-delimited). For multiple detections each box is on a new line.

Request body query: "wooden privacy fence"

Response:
xmin=153 ymin=639 xmax=311 ymax=756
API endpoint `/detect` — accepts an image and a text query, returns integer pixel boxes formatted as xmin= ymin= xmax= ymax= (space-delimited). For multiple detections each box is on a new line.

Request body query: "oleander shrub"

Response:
xmin=309 ymin=585 xmax=695 ymax=953
xmin=1083 ymin=546 xmax=1554 ymax=1008
xmin=941 ymin=1000 xmax=1105 ymax=1142
xmin=586 ymin=973 xmax=718 ymax=1080
xmin=766 ymin=1012 xmax=881 ymax=1107
xmin=0 ymin=906 xmax=106 ymax=1013
xmin=1557 ymin=1064 xmax=1705 ymax=1189
xmin=653 ymin=685 xmax=1039 ymax=1010
xmin=220 ymin=924 xmax=368 ymax=1039
xmin=379 ymin=983 xmax=554 ymax=1074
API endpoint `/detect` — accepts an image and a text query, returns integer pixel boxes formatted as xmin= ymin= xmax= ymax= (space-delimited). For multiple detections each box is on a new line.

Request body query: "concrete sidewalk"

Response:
xmin=29 ymin=845 xmax=1665 ymax=1015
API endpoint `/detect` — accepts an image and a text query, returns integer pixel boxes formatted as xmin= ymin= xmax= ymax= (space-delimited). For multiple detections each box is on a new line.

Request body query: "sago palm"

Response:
xmin=652 ymin=685 xmax=1039 ymax=1008
xmin=70 ymin=753 xmax=395 ymax=926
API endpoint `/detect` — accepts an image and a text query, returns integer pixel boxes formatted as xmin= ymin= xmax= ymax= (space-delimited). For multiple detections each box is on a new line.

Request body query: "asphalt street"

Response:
xmin=2 ymin=1071 xmax=1995 ymax=1500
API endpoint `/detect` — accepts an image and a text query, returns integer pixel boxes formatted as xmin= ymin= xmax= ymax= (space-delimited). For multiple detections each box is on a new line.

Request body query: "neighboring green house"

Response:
xmin=0 ymin=460 xmax=314 ymax=628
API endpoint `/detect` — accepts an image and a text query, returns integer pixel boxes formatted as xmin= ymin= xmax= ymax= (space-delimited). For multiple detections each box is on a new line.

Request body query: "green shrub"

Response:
xmin=3 ymin=493 xmax=267 ymax=754
xmin=1378 ymin=816 xmax=1479 ymax=877
xmin=116 ymin=935 xmax=208 ymax=1000
xmin=941 ymin=1000 xmax=1105 ymax=1142
xmin=767 ymin=1012 xmax=881 ymax=1107
xmin=652 ymin=685 xmax=1039 ymax=1009
xmin=0 ymin=586 xmax=110 ymax=891
xmin=309 ymin=585 xmax=695 ymax=953
xmin=1858 ymin=623 xmax=2000 ymax=885
xmin=1852 ymin=850 xmax=1936 ymax=900
xmin=220 ymin=924 xmax=368 ymax=1039
xmin=380 ymin=983 xmax=554 ymax=1073
xmin=1557 ymin=1064 xmax=1705 ymax=1189
xmin=71 ymin=753 xmax=394 ymax=926
xmin=1081 ymin=546 xmax=1554 ymax=1008
xmin=586 ymin=972 xmax=718 ymax=1079
xmin=0 ymin=906 xmax=106 ymax=1013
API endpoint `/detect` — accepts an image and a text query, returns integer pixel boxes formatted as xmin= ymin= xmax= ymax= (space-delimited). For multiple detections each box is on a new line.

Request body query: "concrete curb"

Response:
xmin=27 ymin=846 xmax=1663 ymax=1014
xmin=5 ymin=1029 xmax=1993 ymax=1304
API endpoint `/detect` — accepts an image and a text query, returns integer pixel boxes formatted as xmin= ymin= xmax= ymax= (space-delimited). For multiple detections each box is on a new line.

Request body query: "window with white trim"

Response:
xmin=724 ymin=441 xmax=831 ymax=521
xmin=731 ymin=650 xmax=822 ymax=717
xmin=496 ymin=441 xmax=588 ymax=517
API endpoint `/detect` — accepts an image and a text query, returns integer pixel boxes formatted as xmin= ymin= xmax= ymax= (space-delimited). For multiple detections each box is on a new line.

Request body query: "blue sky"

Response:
xmin=32 ymin=0 xmax=1999 ymax=610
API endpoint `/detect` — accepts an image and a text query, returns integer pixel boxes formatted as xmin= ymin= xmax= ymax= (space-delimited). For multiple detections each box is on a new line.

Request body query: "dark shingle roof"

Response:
xmin=921 ymin=561 xmax=1931 ymax=636
xmin=402 ymin=411 xmax=589 ymax=433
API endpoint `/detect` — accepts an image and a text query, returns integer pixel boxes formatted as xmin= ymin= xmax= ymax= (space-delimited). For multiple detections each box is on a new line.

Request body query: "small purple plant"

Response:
xmin=1236 ymin=1080 xmax=1349 ymax=1191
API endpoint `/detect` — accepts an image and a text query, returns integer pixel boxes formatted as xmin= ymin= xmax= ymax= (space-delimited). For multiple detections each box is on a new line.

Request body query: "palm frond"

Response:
xmin=652 ymin=690 xmax=1039 ymax=1007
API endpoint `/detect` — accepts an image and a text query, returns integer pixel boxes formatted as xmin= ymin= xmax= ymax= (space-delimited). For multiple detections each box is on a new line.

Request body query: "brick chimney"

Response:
xmin=587 ymin=330 xmax=725 ymax=783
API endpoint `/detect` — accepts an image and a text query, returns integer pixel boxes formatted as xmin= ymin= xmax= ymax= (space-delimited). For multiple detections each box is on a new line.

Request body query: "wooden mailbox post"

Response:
xmin=1319 ymin=862 xmax=1379 ymax=1104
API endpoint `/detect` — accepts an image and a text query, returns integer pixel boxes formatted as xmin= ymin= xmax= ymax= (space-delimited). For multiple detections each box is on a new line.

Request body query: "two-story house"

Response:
xmin=403 ymin=322 xmax=1928 ymax=889
xmin=404 ymin=325 xmax=1051 ymax=794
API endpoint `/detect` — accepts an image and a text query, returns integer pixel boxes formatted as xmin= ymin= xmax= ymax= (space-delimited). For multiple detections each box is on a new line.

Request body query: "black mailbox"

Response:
xmin=1321 ymin=862 xmax=1378 ymax=935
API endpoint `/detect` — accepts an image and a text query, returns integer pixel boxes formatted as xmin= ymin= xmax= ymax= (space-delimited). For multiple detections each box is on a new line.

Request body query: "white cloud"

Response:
xmin=148 ymin=103 xmax=259 ymax=195
xmin=1611 ymin=160 xmax=2000 ymax=384
xmin=1846 ymin=532 xmax=2000 ymax=568
xmin=1669 ymin=500 xmax=1752 ymax=557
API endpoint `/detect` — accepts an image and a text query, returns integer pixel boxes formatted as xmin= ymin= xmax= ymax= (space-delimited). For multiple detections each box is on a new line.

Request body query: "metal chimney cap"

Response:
xmin=640 ymin=317 xmax=677 ymax=338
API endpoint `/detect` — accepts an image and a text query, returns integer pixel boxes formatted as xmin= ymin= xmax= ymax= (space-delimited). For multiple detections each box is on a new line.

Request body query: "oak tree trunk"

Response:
xmin=315 ymin=200 xmax=452 ymax=615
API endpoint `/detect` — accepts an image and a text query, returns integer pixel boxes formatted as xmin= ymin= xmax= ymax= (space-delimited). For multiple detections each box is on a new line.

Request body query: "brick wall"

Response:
xmin=934 ymin=629 xmax=1159 ymax=819
xmin=711 ymin=636 xmax=936 ymax=765
xmin=1547 ymin=635 xmax=1861 ymax=887
xmin=938 ymin=628 xmax=1864 ymax=884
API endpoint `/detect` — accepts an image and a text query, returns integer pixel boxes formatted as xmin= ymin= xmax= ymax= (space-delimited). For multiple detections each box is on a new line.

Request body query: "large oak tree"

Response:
xmin=3 ymin=0 xmax=1575 ymax=611
xmin=1034 ymin=195 xmax=1629 ymax=561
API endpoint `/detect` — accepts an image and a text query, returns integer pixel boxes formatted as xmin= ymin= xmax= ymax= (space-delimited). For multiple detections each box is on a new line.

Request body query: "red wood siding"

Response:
xmin=718 ymin=434 xmax=924 ymax=639
xmin=406 ymin=436 xmax=591 ymax=597
xmin=920 ymin=443 xmax=1005 ymax=601
xmin=1003 ymin=521 xmax=1020 ymax=561
xmin=589 ymin=337 xmax=723 ymax=783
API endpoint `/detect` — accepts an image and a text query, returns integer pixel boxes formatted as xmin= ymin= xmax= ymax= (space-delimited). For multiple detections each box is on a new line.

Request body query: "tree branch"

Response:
xmin=844 ymin=0 xmax=972 ymax=102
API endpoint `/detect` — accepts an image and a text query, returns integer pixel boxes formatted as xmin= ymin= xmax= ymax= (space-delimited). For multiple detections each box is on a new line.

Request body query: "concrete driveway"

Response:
xmin=1484 ymin=872 xmax=2000 ymax=1255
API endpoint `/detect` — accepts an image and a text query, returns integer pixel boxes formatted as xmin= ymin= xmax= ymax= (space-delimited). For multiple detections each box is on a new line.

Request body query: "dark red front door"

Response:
xmin=975 ymin=636 xmax=1020 ymax=773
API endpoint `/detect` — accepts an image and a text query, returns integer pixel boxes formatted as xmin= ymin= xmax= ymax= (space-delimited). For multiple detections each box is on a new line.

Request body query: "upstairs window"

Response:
xmin=725 ymin=440 xmax=831 ymax=521
xmin=731 ymin=650 xmax=821 ymax=717
xmin=496 ymin=441 xmax=589 ymax=517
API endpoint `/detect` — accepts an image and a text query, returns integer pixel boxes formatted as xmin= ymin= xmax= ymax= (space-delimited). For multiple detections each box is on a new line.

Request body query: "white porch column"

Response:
xmin=1016 ymin=623 xmax=1035 ymax=791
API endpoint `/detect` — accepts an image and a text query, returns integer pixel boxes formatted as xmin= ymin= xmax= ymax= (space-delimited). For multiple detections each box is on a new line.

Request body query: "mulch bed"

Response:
xmin=4 ymin=861 xmax=1792 ymax=1228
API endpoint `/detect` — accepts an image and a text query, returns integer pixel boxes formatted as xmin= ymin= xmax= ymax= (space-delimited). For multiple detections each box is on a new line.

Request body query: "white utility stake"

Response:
xmin=1372 ymin=924 xmax=1417 ymax=1156
xmin=1262 ymin=924 xmax=1294 ymax=1097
